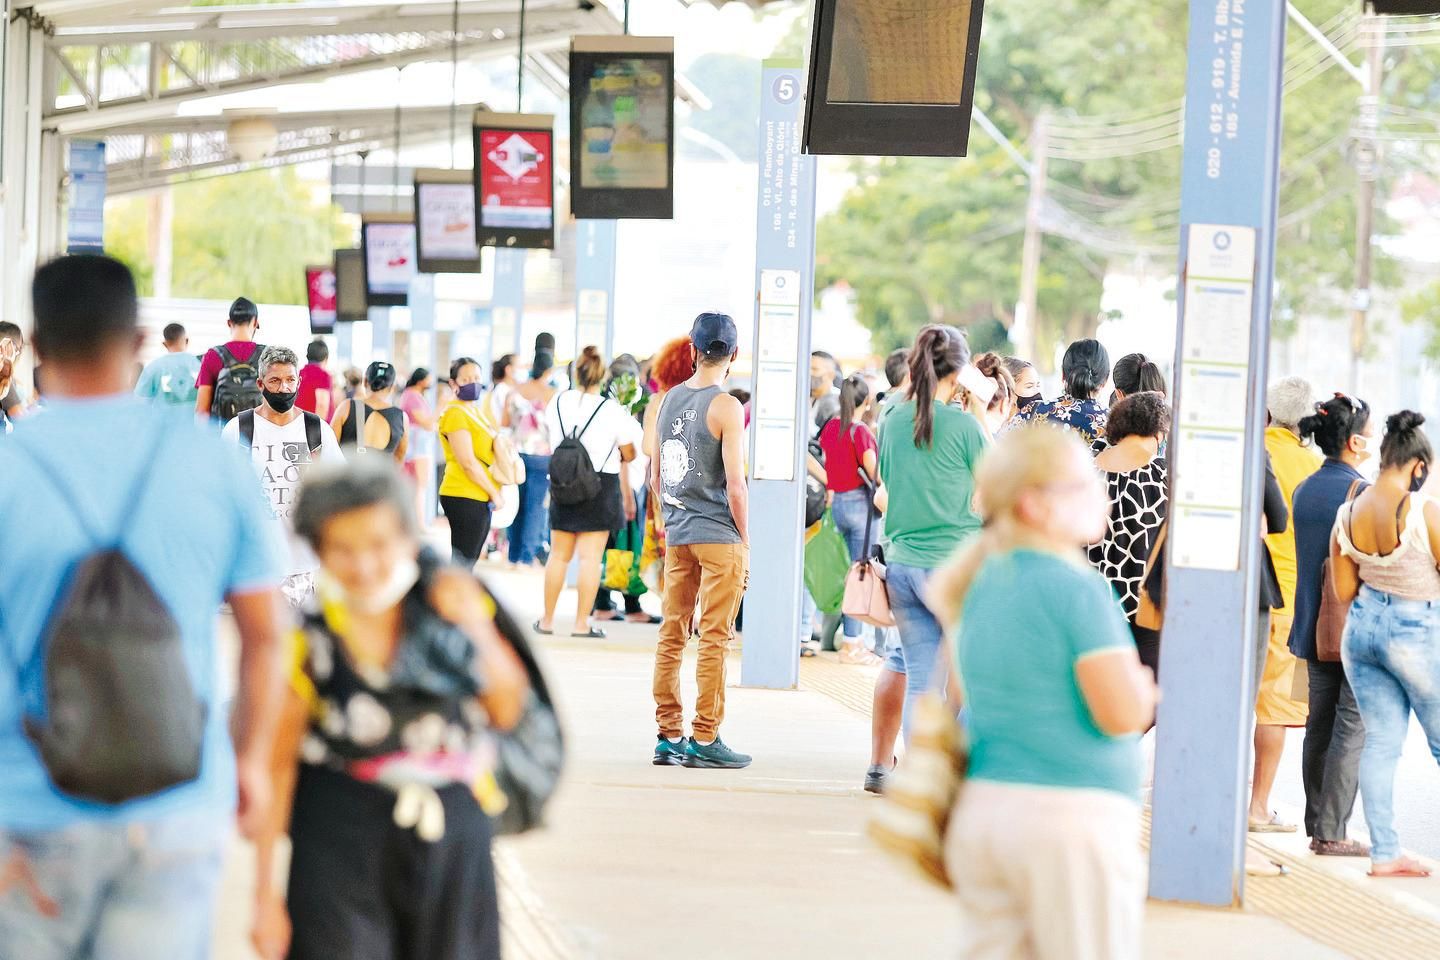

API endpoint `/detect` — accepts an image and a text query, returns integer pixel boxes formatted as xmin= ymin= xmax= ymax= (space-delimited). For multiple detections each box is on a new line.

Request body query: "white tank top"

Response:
xmin=1336 ymin=494 xmax=1440 ymax=601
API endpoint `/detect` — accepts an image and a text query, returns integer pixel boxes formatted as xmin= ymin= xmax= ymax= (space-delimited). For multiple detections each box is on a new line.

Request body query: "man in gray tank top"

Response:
xmin=647 ymin=312 xmax=752 ymax=769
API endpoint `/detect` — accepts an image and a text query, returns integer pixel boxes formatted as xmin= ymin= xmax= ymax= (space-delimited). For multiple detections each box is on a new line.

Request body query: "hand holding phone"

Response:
xmin=0 ymin=339 xmax=17 ymax=364
xmin=958 ymin=363 xmax=998 ymax=407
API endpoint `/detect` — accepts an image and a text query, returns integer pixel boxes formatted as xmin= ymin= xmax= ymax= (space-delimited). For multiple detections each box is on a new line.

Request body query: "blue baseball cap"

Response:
xmin=690 ymin=312 xmax=738 ymax=360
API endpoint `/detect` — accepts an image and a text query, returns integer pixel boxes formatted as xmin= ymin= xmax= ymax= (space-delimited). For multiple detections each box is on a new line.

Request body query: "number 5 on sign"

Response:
xmin=773 ymin=75 xmax=797 ymax=104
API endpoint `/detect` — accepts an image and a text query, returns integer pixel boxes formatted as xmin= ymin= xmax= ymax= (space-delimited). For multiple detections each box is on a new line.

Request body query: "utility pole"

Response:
xmin=1015 ymin=113 xmax=1048 ymax=365
xmin=1351 ymin=17 xmax=1384 ymax=391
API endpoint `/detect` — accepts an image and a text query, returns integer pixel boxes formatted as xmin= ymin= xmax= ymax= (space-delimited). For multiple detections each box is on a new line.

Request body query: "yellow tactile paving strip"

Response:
xmin=494 ymin=845 xmax=577 ymax=960
xmin=802 ymin=654 xmax=1440 ymax=958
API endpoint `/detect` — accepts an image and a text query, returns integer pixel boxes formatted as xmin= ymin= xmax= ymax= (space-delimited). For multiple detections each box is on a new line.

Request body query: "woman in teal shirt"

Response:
xmin=929 ymin=424 xmax=1158 ymax=960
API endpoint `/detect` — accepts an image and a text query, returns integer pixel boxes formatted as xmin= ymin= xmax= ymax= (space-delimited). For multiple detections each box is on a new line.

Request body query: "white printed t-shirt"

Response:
xmin=223 ymin=411 xmax=345 ymax=574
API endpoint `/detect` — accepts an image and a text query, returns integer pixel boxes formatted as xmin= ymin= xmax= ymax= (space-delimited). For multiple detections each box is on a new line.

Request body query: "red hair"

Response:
xmin=651 ymin=336 xmax=695 ymax=392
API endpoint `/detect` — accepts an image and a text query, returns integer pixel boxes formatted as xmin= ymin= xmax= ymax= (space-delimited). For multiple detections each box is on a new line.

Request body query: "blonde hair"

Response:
xmin=928 ymin=424 xmax=1093 ymax=625
xmin=575 ymin=345 xmax=606 ymax=389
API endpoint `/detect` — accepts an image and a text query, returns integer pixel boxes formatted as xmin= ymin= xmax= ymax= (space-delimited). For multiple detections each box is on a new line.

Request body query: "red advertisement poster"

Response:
xmin=479 ymin=128 xmax=553 ymax=230
xmin=306 ymin=266 xmax=337 ymax=331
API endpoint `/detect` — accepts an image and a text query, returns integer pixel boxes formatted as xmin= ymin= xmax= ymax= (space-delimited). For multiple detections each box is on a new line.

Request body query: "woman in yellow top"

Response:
xmin=440 ymin=357 xmax=505 ymax=568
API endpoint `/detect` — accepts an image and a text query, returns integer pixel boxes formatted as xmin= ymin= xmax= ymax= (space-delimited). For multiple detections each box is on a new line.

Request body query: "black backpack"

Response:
xmin=549 ymin=396 xmax=610 ymax=506
xmin=212 ymin=343 xmax=265 ymax=421
xmin=16 ymin=430 xmax=205 ymax=804
xmin=237 ymin=408 xmax=324 ymax=457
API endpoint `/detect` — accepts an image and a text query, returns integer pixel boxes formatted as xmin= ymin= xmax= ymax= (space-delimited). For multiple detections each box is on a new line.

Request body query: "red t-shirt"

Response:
xmin=196 ymin=340 xmax=262 ymax=388
xmin=819 ymin=419 xmax=877 ymax=493
xmin=297 ymin=363 xmax=333 ymax=414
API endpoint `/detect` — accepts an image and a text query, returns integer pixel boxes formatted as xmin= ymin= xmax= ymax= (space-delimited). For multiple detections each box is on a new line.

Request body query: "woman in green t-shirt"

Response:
xmin=928 ymin=425 xmax=1158 ymax=960
xmin=875 ymin=325 xmax=988 ymax=735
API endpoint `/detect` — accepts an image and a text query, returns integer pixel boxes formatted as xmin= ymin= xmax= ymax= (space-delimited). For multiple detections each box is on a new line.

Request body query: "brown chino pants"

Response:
xmin=653 ymin=542 xmax=749 ymax=742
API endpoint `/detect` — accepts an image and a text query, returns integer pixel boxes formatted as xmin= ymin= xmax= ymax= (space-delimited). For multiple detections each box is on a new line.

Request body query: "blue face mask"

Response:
xmin=456 ymin=383 xmax=481 ymax=402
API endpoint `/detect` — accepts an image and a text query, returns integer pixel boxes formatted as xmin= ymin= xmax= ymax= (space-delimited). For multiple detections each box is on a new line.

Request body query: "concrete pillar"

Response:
xmin=2 ymin=13 xmax=46 ymax=336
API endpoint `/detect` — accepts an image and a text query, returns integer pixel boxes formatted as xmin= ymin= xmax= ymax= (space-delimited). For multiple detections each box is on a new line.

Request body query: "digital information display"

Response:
xmin=361 ymin=217 xmax=418 ymax=306
xmin=415 ymin=169 xmax=483 ymax=273
xmin=334 ymin=249 xmax=367 ymax=322
xmin=569 ymin=37 xmax=675 ymax=220
xmin=472 ymin=113 xmax=556 ymax=249
xmin=305 ymin=265 xmax=337 ymax=334
xmin=803 ymin=0 xmax=986 ymax=157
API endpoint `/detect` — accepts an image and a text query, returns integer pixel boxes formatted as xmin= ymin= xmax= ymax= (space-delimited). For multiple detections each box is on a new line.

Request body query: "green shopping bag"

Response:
xmin=804 ymin=509 xmax=850 ymax=615
xmin=602 ymin=518 xmax=648 ymax=596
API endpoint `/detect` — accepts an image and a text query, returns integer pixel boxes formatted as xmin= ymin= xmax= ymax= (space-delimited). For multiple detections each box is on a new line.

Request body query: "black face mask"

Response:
xmin=263 ymin=389 xmax=298 ymax=414
xmin=1412 ymin=463 xmax=1430 ymax=494
xmin=1015 ymin=392 xmax=1042 ymax=412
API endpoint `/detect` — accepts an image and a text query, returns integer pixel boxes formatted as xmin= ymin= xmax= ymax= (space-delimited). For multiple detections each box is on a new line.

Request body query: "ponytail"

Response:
xmin=907 ymin=324 xmax=969 ymax=448
xmin=839 ymin=373 xmax=870 ymax=431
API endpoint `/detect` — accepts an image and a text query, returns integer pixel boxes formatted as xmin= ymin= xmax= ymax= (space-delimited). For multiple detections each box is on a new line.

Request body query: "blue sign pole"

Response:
xmin=742 ymin=60 xmax=816 ymax=690
xmin=492 ymin=247 xmax=527 ymax=361
xmin=575 ymin=219 xmax=618 ymax=360
xmin=66 ymin=139 xmax=106 ymax=253
xmin=1149 ymin=0 xmax=1288 ymax=907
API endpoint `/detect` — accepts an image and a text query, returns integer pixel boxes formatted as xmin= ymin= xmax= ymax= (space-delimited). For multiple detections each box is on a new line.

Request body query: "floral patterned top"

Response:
xmin=289 ymin=551 xmax=507 ymax=828
xmin=1007 ymin=395 xmax=1110 ymax=450
xmin=509 ymin=391 xmax=553 ymax=456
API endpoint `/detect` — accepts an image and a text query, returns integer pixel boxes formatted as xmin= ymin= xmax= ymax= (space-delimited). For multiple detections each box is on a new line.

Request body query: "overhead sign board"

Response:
xmin=472 ymin=112 xmax=556 ymax=249
xmin=569 ymin=36 xmax=675 ymax=220
xmin=414 ymin=168 xmax=482 ymax=274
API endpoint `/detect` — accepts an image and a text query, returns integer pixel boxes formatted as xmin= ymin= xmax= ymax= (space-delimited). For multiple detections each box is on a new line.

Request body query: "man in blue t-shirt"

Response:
xmin=0 ymin=255 xmax=285 ymax=959
xmin=133 ymin=322 xmax=201 ymax=406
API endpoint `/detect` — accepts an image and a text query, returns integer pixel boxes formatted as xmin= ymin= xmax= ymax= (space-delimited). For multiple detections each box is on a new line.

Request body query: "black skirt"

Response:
xmin=286 ymin=765 xmax=500 ymax=960
xmin=550 ymin=470 xmax=621 ymax=533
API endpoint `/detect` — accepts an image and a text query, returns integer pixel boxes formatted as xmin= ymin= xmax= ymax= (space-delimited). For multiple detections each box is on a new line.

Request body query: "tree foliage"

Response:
xmin=105 ymin=167 xmax=349 ymax=304
xmin=817 ymin=0 xmax=1426 ymax=361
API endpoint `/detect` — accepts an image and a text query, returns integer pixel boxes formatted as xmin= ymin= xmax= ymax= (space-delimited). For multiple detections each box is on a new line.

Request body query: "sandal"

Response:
xmin=532 ymin=620 xmax=554 ymax=636
xmin=800 ymin=642 xmax=819 ymax=658
xmin=1312 ymin=839 xmax=1370 ymax=857
xmin=839 ymin=643 xmax=881 ymax=666
xmin=626 ymin=613 xmax=663 ymax=625
xmin=1368 ymin=856 xmax=1432 ymax=878
xmin=571 ymin=626 xmax=607 ymax=639
xmin=1248 ymin=812 xmax=1298 ymax=834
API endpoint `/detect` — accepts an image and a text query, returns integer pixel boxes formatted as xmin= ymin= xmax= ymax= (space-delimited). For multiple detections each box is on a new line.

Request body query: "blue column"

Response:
xmin=741 ymin=60 xmax=816 ymax=690
xmin=1149 ymin=0 xmax=1288 ymax=907
xmin=334 ymin=322 xmax=354 ymax=370
xmin=575 ymin=219 xmax=618 ymax=359
xmin=368 ymin=306 xmax=391 ymax=364
xmin=492 ymin=248 xmax=526 ymax=360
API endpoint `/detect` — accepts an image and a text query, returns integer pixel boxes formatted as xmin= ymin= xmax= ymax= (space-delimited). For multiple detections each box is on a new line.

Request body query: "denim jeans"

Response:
xmin=831 ymin=488 xmax=876 ymax=639
xmin=0 ymin=810 xmax=226 ymax=960
xmin=1342 ymin=585 xmax=1440 ymax=863
xmin=886 ymin=561 xmax=945 ymax=736
xmin=508 ymin=453 xmax=551 ymax=564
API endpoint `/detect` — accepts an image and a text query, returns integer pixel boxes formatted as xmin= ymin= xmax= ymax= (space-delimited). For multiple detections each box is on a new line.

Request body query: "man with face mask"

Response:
xmin=223 ymin=345 xmax=346 ymax=606
xmin=648 ymin=312 xmax=752 ymax=769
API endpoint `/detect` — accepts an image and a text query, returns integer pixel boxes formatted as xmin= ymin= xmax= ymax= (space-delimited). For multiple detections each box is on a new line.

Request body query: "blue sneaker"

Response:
xmin=683 ymin=737 xmax=752 ymax=769
xmin=653 ymin=736 xmax=689 ymax=766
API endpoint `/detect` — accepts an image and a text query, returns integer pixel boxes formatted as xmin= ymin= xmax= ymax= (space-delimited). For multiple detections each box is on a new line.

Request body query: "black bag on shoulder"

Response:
xmin=549 ymin=395 xmax=608 ymax=507
xmin=212 ymin=343 xmax=265 ymax=421
xmin=17 ymin=431 xmax=205 ymax=804
xmin=477 ymin=581 xmax=564 ymax=835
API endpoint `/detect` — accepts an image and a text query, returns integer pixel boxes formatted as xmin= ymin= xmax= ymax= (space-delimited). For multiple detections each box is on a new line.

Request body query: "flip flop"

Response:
xmin=1248 ymin=812 xmax=1298 ymax=833
xmin=626 ymin=613 xmax=663 ymax=625
xmin=532 ymin=620 xmax=554 ymax=636
xmin=571 ymin=627 xmax=607 ymax=639
xmin=1368 ymin=857 xmax=1432 ymax=878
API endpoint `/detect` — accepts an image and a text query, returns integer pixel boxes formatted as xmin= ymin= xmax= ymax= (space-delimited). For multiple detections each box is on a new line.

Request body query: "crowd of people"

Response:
xmin=4 ymin=254 xmax=1440 ymax=960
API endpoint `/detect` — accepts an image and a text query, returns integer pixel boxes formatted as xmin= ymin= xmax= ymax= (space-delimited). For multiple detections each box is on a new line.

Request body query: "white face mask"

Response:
xmin=320 ymin=556 xmax=420 ymax=616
